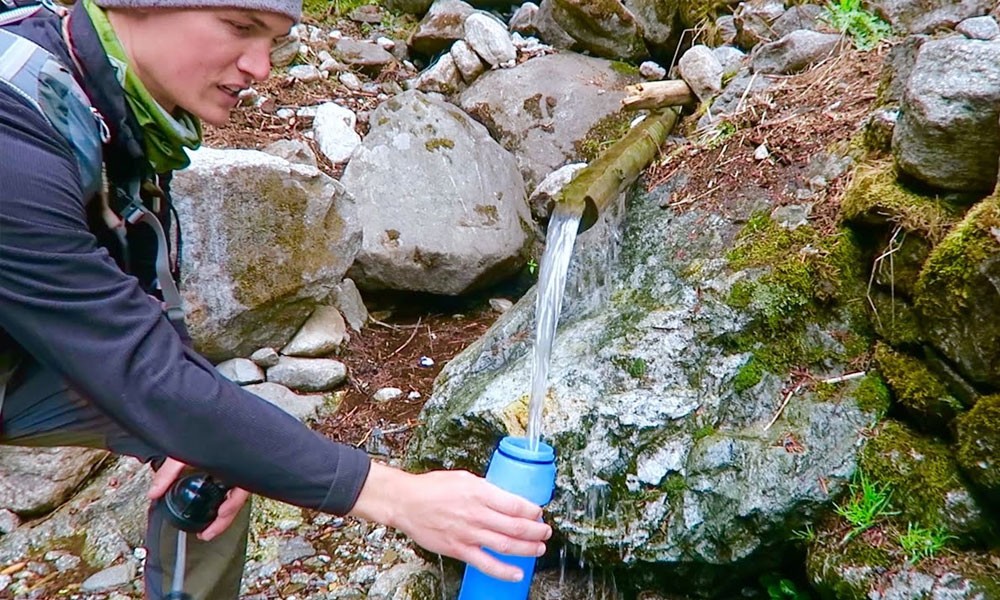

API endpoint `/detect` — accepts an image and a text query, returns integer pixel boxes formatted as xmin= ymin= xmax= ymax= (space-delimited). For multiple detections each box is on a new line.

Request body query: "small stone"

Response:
xmin=282 ymin=306 xmax=350 ymax=358
xmin=216 ymin=357 xmax=265 ymax=385
xmin=339 ymin=71 xmax=363 ymax=90
xmin=376 ymin=36 xmax=396 ymax=50
xmin=237 ymin=87 xmax=259 ymax=107
xmin=276 ymin=108 xmax=295 ymax=120
xmin=288 ymin=64 xmax=323 ymax=82
xmin=639 ymin=60 xmax=666 ymax=80
xmin=278 ymin=536 xmax=316 ymax=565
xmin=489 ymin=298 xmax=514 ymax=313
xmin=0 ymin=575 xmax=11 ymax=593
xmin=320 ymin=58 xmax=346 ymax=73
xmin=80 ymin=562 xmax=136 ymax=593
xmin=418 ymin=356 xmax=435 ymax=368
xmin=0 ymin=509 xmax=21 ymax=534
xmin=509 ymin=2 xmax=538 ymax=34
xmin=132 ymin=547 xmax=147 ymax=561
xmin=407 ymin=391 xmax=421 ymax=400
xmin=348 ymin=564 xmax=379 ymax=585
xmin=373 ymin=387 xmax=403 ymax=403
xmin=328 ymin=29 xmax=343 ymax=41
xmin=753 ymin=144 xmax=770 ymax=160
xmin=956 ymin=16 xmax=999 ymax=40
xmin=250 ymin=347 xmax=280 ymax=368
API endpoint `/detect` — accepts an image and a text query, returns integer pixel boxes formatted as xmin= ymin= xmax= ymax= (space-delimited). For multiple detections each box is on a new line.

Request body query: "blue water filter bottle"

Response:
xmin=458 ymin=435 xmax=556 ymax=600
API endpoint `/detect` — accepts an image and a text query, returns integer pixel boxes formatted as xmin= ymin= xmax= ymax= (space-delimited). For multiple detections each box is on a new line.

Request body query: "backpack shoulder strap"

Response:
xmin=0 ymin=26 xmax=104 ymax=199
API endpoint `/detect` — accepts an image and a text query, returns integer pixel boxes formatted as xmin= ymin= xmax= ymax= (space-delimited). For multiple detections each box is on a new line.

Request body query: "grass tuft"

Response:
xmin=834 ymin=471 xmax=898 ymax=541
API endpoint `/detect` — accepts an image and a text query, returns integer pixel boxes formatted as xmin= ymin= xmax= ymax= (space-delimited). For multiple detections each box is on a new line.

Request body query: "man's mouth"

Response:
xmin=218 ymin=84 xmax=244 ymax=98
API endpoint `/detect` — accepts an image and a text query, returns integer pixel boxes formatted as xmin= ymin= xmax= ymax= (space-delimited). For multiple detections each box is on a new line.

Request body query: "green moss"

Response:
xmin=733 ymin=355 xmax=764 ymax=392
xmin=425 ymin=137 xmax=455 ymax=152
xmin=852 ymin=372 xmax=891 ymax=417
xmin=858 ymin=420 xmax=969 ymax=532
xmin=841 ymin=163 xmax=964 ymax=244
xmin=661 ymin=473 xmax=687 ymax=494
xmin=868 ymin=291 xmax=923 ymax=347
xmin=610 ymin=60 xmax=640 ymax=76
xmin=692 ymin=423 xmax=716 ymax=440
xmin=873 ymin=342 xmax=963 ymax=426
xmin=574 ymin=111 xmax=633 ymax=163
xmin=612 ymin=355 xmax=648 ymax=378
xmin=955 ymin=394 xmax=1000 ymax=498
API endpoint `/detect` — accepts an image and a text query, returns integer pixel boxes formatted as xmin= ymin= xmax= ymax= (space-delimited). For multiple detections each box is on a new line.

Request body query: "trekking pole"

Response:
xmin=162 ymin=474 xmax=231 ymax=600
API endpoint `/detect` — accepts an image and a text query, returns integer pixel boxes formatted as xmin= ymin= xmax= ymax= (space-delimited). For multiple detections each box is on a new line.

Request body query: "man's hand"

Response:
xmin=349 ymin=462 xmax=552 ymax=582
xmin=148 ymin=458 xmax=251 ymax=542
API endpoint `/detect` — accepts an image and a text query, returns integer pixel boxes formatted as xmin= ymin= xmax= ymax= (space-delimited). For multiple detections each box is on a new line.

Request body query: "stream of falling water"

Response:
xmin=526 ymin=202 xmax=583 ymax=452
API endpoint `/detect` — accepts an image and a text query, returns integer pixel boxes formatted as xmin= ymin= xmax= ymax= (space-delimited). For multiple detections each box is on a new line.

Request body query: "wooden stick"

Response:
xmin=621 ymin=80 xmax=696 ymax=111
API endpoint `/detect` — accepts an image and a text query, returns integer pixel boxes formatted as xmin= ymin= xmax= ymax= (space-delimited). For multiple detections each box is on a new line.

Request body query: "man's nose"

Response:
xmin=237 ymin=41 xmax=272 ymax=82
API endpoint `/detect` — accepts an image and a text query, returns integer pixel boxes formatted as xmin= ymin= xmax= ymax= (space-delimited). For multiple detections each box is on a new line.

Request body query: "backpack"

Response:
xmin=0 ymin=0 xmax=184 ymax=324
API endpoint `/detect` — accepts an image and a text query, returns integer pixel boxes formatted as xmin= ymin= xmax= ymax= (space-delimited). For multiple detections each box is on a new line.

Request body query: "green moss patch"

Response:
xmin=956 ymin=394 xmax=1000 ymax=500
xmin=574 ymin=111 xmax=634 ymax=163
xmin=873 ymin=342 xmax=963 ymax=429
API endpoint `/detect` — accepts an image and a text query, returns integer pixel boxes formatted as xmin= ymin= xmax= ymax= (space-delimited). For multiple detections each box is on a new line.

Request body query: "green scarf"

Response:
xmin=83 ymin=0 xmax=202 ymax=172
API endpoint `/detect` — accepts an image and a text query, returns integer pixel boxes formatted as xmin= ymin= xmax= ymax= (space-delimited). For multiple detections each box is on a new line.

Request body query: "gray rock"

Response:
xmin=450 ymin=39 xmax=486 ymax=83
xmin=367 ymin=562 xmax=441 ymax=599
xmin=250 ymin=347 xmax=280 ymax=368
xmin=262 ymin=139 xmax=318 ymax=167
xmin=328 ymin=278 xmax=369 ymax=332
xmin=702 ymin=67 xmax=772 ymax=127
xmin=373 ymin=387 xmax=404 ymax=403
xmin=314 ymin=102 xmax=362 ymax=165
xmin=489 ymin=297 xmax=514 ymax=313
xmin=716 ymin=14 xmax=737 ymax=45
xmin=333 ymin=39 xmax=397 ymax=73
xmin=713 ymin=45 xmax=746 ymax=78
xmin=869 ymin=0 xmax=992 ymax=34
xmin=270 ymin=30 xmax=301 ymax=67
xmin=278 ymin=536 xmax=316 ymax=565
xmin=408 ymin=0 xmax=476 ymax=56
xmin=0 ymin=457 xmax=150 ymax=569
xmin=0 ymin=446 xmax=107 ymax=515
xmin=880 ymin=35 xmax=928 ymax=105
xmin=172 ymin=148 xmax=361 ymax=361
xmin=216 ymin=357 xmax=265 ymax=385
xmin=957 ymin=15 xmax=999 ymax=39
xmin=752 ymin=30 xmax=843 ymax=75
xmin=288 ymin=64 xmax=323 ymax=82
xmin=242 ymin=382 xmax=325 ymax=421
xmin=509 ymin=2 xmax=538 ymax=34
xmin=733 ymin=0 xmax=785 ymax=50
xmin=639 ymin=60 xmax=666 ymax=80
xmin=678 ymin=45 xmax=724 ymax=101
xmin=384 ymin=0 xmax=432 ymax=15
xmin=49 ymin=552 xmax=82 ymax=572
xmin=893 ymin=37 xmax=1000 ymax=192
xmin=772 ymin=4 xmax=824 ymax=37
xmin=549 ymin=0 xmax=647 ymax=60
xmin=527 ymin=162 xmax=587 ymax=220
xmin=622 ymin=0 xmax=679 ymax=55
xmin=0 ymin=509 xmax=19 ymax=534
xmin=459 ymin=52 xmax=633 ymax=189
xmin=412 ymin=53 xmax=463 ymax=94
xmin=282 ymin=306 xmax=349 ymax=357
xmin=464 ymin=13 xmax=516 ymax=67
xmin=339 ymin=71 xmax=363 ymax=90
xmin=266 ymin=357 xmax=347 ymax=393
xmin=342 ymin=90 xmax=533 ymax=295
xmin=533 ymin=0 xmax=576 ymax=50
xmin=80 ymin=561 xmax=136 ymax=593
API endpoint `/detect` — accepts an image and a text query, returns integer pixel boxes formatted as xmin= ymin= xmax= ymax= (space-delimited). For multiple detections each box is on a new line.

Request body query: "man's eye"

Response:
xmin=228 ymin=21 xmax=253 ymax=33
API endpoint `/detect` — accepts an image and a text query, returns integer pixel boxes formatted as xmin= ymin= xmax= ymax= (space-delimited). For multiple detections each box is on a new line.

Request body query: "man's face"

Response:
xmin=110 ymin=7 xmax=293 ymax=126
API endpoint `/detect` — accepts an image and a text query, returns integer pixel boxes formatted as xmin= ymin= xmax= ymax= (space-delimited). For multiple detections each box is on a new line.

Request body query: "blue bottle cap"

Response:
xmin=498 ymin=436 xmax=555 ymax=464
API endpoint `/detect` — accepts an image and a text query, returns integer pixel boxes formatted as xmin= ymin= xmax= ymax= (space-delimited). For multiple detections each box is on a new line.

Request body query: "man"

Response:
xmin=0 ymin=0 xmax=551 ymax=597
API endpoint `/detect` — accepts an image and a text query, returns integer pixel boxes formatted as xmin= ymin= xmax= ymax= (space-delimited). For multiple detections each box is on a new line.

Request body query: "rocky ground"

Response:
xmin=0 ymin=1 xmax=911 ymax=598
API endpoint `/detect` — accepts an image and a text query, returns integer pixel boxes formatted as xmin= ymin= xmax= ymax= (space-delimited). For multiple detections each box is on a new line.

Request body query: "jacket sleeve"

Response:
xmin=0 ymin=88 xmax=370 ymax=515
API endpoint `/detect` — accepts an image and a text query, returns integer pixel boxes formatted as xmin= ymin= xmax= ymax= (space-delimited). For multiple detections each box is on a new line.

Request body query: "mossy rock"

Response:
xmin=677 ymin=0 xmax=739 ymax=29
xmin=870 ymin=230 xmax=933 ymax=299
xmin=806 ymin=518 xmax=895 ymax=599
xmin=859 ymin=420 xmax=993 ymax=543
xmin=867 ymin=290 xmax=923 ymax=348
xmin=873 ymin=343 xmax=964 ymax=433
xmin=913 ymin=193 xmax=1000 ymax=388
xmin=955 ymin=394 xmax=1000 ymax=503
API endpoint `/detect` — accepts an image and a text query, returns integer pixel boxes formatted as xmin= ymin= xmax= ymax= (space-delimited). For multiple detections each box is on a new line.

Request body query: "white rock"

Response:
xmin=678 ymin=44 xmax=724 ymax=101
xmin=276 ymin=108 xmax=295 ymax=120
xmin=281 ymin=306 xmax=349 ymax=357
xmin=450 ymin=39 xmax=486 ymax=83
xmin=639 ymin=60 xmax=666 ymax=80
xmin=288 ymin=64 xmax=323 ymax=82
xmin=754 ymin=144 xmax=770 ymax=160
xmin=489 ymin=298 xmax=514 ymax=313
xmin=376 ymin=36 xmax=396 ymax=50
xmin=313 ymin=102 xmax=361 ymax=164
xmin=250 ymin=347 xmax=280 ymax=368
xmin=339 ymin=71 xmax=363 ymax=90
xmin=318 ymin=50 xmax=333 ymax=62
xmin=509 ymin=2 xmax=538 ymax=33
xmin=267 ymin=357 xmax=347 ymax=392
xmin=373 ymin=387 xmax=403 ymax=402
xmin=464 ymin=13 xmax=517 ymax=67
xmin=329 ymin=29 xmax=342 ymax=41
xmin=216 ymin=358 xmax=265 ymax=385
xmin=243 ymin=382 xmax=325 ymax=421
xmin=412 ymin=53 xmax=462 ymax=95
xmin=527 ymin=162 xmax=587 ymax=220
xmin=321 ymin=58 xmax=345 ymax=73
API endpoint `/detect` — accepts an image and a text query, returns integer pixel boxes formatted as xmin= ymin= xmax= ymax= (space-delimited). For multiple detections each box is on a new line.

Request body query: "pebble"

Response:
xmin=418 ymin=356 xmax=435 ymax=368
xmin=373 ymin=387 xmax=403 ymax=402
xmin=639 ymin=60 xmax=666 ymax=80
xmin=339 ymin=72 xmax=363 ymax=91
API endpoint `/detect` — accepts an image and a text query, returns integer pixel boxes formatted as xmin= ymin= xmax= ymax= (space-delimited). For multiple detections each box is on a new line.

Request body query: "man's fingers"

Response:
xmin=198 ymin=488 xmax=250 ymax=542
xmin=475 ymin=510 xmax=552 ymax=544
xmin=148 ymin=458 xmax=186 ymax=500
xmin=463 ymin=547 xmax=525 ymax=583
xmin=482 ymin=486 xmax=544 ymax=521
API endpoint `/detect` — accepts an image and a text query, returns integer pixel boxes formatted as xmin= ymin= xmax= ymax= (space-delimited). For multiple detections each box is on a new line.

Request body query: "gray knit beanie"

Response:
xmin=94 ymin=0 xmax=302 ymax=22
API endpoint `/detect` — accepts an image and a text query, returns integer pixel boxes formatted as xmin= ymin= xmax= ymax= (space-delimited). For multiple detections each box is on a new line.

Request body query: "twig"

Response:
xmin=765 ymin=383 xmax=802 ymax=431
xmin=820 ymin=371 xmax=866 ymax=385
xmin=384 ymin=316 xmax=422 ymax=360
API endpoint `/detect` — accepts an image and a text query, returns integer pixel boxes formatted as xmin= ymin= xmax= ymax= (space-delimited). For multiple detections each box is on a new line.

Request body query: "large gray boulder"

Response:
xmin=459 ymin=53 xmax=635 ymax=189
xmin=407 ymin=0 xmax=476 ymax=56
xmin=868 ymin=0 xmax=992 ymax=34
xmin=892 ymin=38 xmax=1000 ymax=193
xmin=407 ymin=186 xmax=879 ymax=593
xmin=548 ymin=0 xmax=647 ymax=60
xmin=623 ymin=0 xmax=680 ymax=57
xmin=0 ymin=447 xmax=107 ymax=516
xmin=172 ymin=148 xmax=361 ymax=362
xmin=341 ymin=90 xmax=533 ymax=295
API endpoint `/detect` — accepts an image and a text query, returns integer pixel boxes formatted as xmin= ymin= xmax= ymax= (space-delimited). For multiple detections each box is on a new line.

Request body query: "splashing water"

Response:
xmin=526 ymin=203 xmax=583 ymax=452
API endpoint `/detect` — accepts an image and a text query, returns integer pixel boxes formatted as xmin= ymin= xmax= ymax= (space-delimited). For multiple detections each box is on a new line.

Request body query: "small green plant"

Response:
xmin=791 ymin=524 xmax=816 ymax=543
xmin=760 ymin=574 xmax=812 ymax=600
xmin=897 ymin=523 xmax=952 ymax=563
xmin=526 ymin=257 xmax=539 ymax=275
xmin=834 ymin=471 xmax=898 ymax=541
xmin=613 ymin=356 xmax=648 ymax=379
xmin=822 ymin=0 xmax=892 ymax=51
